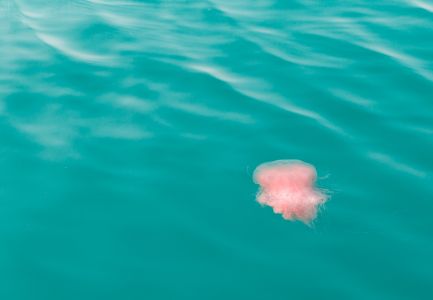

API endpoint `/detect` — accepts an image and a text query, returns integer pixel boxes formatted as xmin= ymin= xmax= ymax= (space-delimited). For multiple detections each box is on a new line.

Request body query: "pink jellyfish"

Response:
xmin=253 ymin=160 xmax=328 ymax=224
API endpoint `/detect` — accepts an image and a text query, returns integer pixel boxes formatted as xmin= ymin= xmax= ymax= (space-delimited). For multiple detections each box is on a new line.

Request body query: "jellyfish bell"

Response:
xmin=254 ymin=160 xmax=315 ymax=183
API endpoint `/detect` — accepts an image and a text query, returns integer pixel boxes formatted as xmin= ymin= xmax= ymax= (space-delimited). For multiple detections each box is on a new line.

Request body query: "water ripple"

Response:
xmin=1 ymin=1 xmax=433 ymax=297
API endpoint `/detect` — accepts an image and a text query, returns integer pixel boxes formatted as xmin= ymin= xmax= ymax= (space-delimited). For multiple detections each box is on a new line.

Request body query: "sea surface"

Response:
xmin=1 ymin=1 xmax=433 ymax=299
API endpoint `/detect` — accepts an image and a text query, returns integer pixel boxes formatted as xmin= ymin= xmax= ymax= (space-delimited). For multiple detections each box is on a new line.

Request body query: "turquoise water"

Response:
xmin=1 ymin=0 xmax=433 ymax=299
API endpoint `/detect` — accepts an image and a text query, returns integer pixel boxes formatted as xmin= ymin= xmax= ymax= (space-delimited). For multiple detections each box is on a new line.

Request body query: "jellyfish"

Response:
xmin=253 ymin=160 xmax=328 ymax=224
